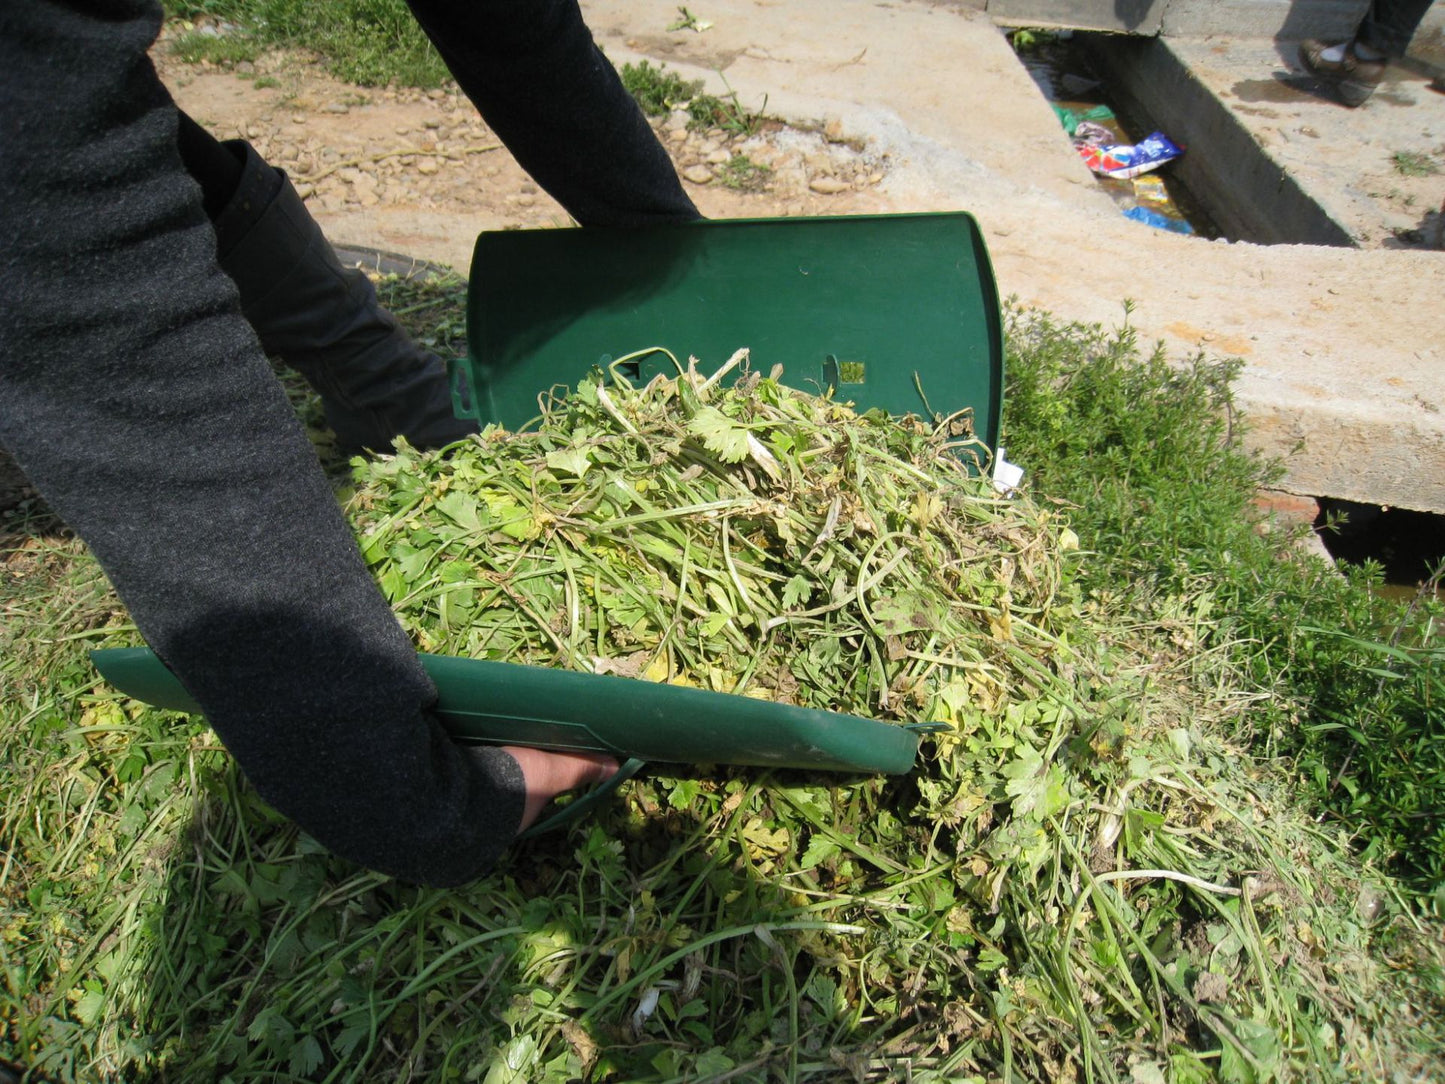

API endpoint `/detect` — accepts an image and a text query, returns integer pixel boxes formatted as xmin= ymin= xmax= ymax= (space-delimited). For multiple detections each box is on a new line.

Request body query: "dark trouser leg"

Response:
xmin=1358 ymin=0 xmax=1435 ymax=56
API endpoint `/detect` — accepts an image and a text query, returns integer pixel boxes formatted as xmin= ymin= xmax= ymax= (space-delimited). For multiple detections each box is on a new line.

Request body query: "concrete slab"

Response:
xmin=986 ymin=0 xmax=1167 ymax=35
xmin=981 ymin=0 xmax=1385 ymax=43
xmin=576 ymin=0 xmax=1444 ymax=513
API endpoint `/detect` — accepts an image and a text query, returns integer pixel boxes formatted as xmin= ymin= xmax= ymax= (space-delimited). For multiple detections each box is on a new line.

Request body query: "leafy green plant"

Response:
xmin=620 ymin=59 xmax=703 ymax=117
xmin=716 ymin=153 xmax=771 ymax=190
xmin=687 ymin=83 xmax=766 ymax=136
xmin=167 ymin=28 xmax=261 ymax=67
xmin=1001 ymin=301 xmax=1445 ymax=893
xmin=1008 ymin=27 xmax=1060 ymax=54
xmin=1392 ymin=150 xmax=1441 ymax=177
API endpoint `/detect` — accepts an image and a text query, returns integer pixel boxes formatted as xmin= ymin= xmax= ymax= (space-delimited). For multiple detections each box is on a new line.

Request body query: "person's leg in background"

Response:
xmin=1300 ymin=0 xmax=1437 ymax=106
xmin=175 ymin=111 xmax=475 ymax=454
xmin=1357 ymin=0 xmax=1436 ymax=57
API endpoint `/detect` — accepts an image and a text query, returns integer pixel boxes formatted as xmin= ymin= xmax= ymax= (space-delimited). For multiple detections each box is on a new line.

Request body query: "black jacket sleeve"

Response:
xmin=405 ymin=0 xmax=702 ymax=227
xmin=0 ymin=0 xmax=525 ymax=887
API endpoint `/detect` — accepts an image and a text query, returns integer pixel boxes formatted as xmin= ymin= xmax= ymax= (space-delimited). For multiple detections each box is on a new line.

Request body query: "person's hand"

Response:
xmin=500 ymin=746 xmax=620 ymax=832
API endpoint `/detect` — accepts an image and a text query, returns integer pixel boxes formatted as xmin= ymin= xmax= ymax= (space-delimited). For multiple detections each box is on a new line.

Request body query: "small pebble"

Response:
xmin=683 ymin=164 xmax=714 ymax=184
xmin=809 ymin=175 xmax=850 ymax=195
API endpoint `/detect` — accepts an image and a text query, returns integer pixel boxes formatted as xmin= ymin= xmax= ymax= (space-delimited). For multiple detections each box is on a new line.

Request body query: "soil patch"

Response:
xmin=155 ymin=36 xmax=896 ymax=270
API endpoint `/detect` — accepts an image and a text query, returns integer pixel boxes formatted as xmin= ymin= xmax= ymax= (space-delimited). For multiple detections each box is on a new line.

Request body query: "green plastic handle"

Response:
xmin=518 ymin=756 xmax=647 ymax=840
xmin=89 ymin=647 xmax=918 ymax=774
xmin=446 ymin=355 xmax=484 ymax=426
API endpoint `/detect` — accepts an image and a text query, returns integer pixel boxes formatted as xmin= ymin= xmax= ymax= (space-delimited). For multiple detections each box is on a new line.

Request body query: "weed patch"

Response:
xmin=619 ymin=59 xmax=704 ymax=118
xmin=687 ymin=86 xmax=766 ymax=136
xmin=716 ymin=153 xmax=772 ymax=191
xmin=1001 ymin=302 xmax=1445 ymax=894
xmin=167 ymin=28 xmax=260 ymax=67
xmin=164 ymin=0 xmax=450 ymax=87
xmin=1392 ymin=150 xmax=1441 ymax=177
xmin=617 ymin=60 xmax=766 ymax=135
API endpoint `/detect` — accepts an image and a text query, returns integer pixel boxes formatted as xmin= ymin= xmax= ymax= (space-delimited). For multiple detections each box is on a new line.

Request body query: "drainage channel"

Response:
xmin=1007 ymin=27 xmax=1381 ymax=246
xmin=1075 ymin=32 xmax=1364 ymax=246
xmin=1315 ymin=500 xmax=1445 ymax=598
xmin=1009 ymin=29 xmax=1222 ymax=238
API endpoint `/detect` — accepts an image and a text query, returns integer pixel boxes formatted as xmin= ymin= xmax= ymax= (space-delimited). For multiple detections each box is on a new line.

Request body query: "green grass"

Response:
xmin=1391 ymin=150 xmax=1441 ymax=178
xmin=716 ymin=154 xmax=771 ymax=191
xmin=164 ymin=0 xmax=451 ymax=88
xmin=3 ymin=280 xmax=1444 ymax=1081
xmin=167 ymin=28 xmax=261 ymax=67
xmin=618 ymin=60 xmax=703 ymax=118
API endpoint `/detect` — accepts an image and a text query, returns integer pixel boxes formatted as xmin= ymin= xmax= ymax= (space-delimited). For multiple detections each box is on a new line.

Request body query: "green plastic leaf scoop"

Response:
xmin=90 ymin=647 xmax=922 ymax=833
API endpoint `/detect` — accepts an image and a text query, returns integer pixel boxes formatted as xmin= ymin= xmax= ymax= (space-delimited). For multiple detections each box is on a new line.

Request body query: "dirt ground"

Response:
xmin=156 ymin=41 xmax=895 ymax=259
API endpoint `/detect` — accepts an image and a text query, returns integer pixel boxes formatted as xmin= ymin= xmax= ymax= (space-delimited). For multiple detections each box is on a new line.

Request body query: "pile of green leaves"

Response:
xmin=351 ymin=349 xmax=1072 ymax=721
xmin=334 ymin=351 xmax=1439 ymax=1081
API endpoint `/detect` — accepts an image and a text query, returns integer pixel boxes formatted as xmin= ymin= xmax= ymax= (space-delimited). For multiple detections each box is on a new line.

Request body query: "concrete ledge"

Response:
xmin=987 ymin=0 xmax=1166 ymax=34
xmin=983 ymin=0 xmax=1369 ymax=40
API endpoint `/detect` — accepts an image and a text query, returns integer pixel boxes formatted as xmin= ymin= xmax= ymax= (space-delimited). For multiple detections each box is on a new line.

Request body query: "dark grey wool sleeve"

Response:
xmin=0 ymin=0 xmax=525 ymax=886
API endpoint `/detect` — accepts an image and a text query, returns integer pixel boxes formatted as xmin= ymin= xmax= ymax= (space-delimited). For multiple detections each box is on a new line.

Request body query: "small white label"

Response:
xmin=993 ymin=448 xmax=1025 ymax=495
